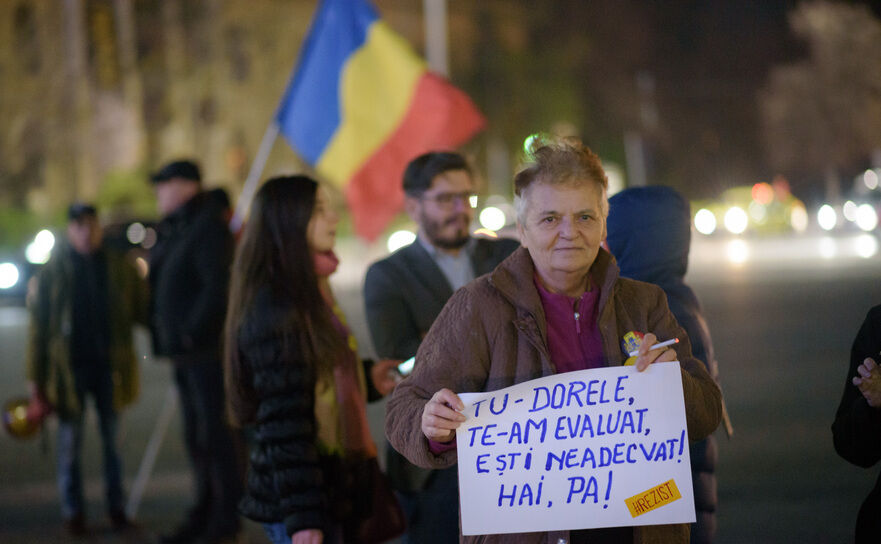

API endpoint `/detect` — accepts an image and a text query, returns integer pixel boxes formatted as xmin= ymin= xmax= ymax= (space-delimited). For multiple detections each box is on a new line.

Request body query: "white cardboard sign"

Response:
xmin=456 ymin=361 xmax=695 ymax=535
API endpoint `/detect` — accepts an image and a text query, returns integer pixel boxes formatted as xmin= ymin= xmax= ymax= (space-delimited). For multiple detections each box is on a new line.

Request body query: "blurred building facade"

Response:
xmin=2 ymin=0 xmax=880 ymax=245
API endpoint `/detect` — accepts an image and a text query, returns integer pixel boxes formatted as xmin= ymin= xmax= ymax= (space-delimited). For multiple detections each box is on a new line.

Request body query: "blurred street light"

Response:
xmin=478 ymin=206 xmax=506 ymax=231
xmin=25 ymin=230 xmax=55 ymax=264
xmin=126 ymin=222 xmax=147 ymax=245
xmin=387 ymin=230 xmax=416 ymax=253
xmin=863 ymin=169 xmax=879 ymax=190
xmin=0 ymin=262 xmax=20 ymax=289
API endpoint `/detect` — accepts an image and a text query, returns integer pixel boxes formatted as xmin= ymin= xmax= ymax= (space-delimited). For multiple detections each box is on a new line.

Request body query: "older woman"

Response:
xmin=385 ymin=137 xmax=722 ymax=544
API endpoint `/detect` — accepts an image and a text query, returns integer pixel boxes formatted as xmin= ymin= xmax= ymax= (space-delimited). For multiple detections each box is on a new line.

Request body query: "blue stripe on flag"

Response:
xmin=275 ymin=0 xmax=379 ymax=164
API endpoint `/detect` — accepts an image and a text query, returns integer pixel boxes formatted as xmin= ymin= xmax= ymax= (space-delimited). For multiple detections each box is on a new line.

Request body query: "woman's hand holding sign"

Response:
xmin=420 ymin=332 xmax=676 ymax=443
xmin=422 ymin=388 xmax=467 ymax=442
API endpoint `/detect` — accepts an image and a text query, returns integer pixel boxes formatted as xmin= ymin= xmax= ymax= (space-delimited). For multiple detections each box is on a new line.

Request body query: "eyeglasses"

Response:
xmin=420 ymin=191 xmax=478 ymax=208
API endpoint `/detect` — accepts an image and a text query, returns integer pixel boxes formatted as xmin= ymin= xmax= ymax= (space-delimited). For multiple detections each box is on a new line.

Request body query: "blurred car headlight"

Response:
xmin=694 ymin=208 xmax=716 ymax=235
xmin=723 ymin=206 xmax=748 ymax=235
xmin=817 ymin=205 xmax=837 ymax=231
xmin=855 ymin=204 xmax=878 ymax=232
xmin=0 ymin=262 xmax=20 ymax=289
xmin=842 ymin=201 xmax=858 ymax=223
xmin=748 ymin=201 xmax=768 ymax=224
xmin=790 ymin=202 xmax=808 ymax=233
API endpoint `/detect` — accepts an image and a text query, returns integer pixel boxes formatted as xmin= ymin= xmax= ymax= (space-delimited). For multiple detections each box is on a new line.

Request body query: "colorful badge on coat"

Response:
xmin=621 ymin=330 xmax=644 ymax=366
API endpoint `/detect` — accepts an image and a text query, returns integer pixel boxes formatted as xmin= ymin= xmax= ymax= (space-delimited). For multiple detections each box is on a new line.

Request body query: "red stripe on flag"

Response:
xmin=345 ymin=72 xmax=486 ymax=241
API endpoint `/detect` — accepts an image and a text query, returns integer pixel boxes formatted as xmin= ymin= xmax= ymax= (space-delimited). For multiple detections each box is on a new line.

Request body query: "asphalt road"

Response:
xmin=1 ymin=233 xmax=879 ymax=543
xmin=687 ymin=236 xmax=881 ymax=544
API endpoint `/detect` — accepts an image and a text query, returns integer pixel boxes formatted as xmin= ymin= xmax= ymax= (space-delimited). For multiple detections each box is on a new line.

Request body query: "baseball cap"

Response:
xmin=67 ymin=202 xmax=97 ymax=221
xmin=150 ymin=160 xmax=202 ymax=184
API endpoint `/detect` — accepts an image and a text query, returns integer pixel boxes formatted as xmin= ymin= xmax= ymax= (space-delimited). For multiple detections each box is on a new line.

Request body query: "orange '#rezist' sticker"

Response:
xmin=624 ymin=479 xmax=682 ymax=517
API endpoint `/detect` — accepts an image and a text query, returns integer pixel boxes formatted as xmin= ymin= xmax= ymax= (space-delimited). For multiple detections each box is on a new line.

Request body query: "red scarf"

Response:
xmin=313 ymin=250 xmax=340 ymax=277
xmin=314 ymin=250 xmax=376 ymax=457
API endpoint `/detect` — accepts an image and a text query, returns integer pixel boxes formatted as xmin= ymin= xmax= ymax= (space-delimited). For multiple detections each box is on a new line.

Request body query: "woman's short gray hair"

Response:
xmin=513 ymin=135 xmax=609 ymax=223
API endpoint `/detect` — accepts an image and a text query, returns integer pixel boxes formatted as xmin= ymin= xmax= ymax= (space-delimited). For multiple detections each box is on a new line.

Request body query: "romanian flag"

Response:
xmin=276 ymin=0 xmax=486 ymax=240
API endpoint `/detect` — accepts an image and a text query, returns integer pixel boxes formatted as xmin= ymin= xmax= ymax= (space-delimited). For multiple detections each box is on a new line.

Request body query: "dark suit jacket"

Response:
xmin=364 ymin=235 xmax=518 ymax=491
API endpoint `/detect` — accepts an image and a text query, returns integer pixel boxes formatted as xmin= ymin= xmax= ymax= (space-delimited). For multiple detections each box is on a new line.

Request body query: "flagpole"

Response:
xmin=125 ymin=385 xmax=177 ymax=518
xmin=230 ymin=121 xmax=280 ymax=232
xmin=423 ymin=0 xmax=448 ymax=76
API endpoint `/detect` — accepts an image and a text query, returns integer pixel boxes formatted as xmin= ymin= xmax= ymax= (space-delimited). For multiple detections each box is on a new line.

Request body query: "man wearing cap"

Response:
xmin=26 ymin=203 xmax=147 ymax=535
xmin=148 ymin=160 xmax=242 ymax=544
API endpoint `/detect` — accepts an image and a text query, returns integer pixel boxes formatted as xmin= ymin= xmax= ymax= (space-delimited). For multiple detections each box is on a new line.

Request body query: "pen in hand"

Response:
xmin=628 ymin=338 xmax=679 ymax=358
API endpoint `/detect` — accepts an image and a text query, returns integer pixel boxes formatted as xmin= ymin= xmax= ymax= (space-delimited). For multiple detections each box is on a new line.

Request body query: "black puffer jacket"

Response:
xmin=607 ymin=186 xmax=720 ymax=544
xmin=149 ymin=189 xmax=233 ymax=359
xmin=236 ymin=290 xmax=353 ymax=537
xmin=832 ymin=305 xmax=881 ymax=543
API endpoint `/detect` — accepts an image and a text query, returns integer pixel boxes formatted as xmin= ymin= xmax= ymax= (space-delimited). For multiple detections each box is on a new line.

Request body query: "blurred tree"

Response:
xmin=760 ymin=1 xmax=881 ymax=201
xmin=96 ymin=166 xmax=156 ymax=221
xmin=5 ymin=0 xmax=879 ymax=247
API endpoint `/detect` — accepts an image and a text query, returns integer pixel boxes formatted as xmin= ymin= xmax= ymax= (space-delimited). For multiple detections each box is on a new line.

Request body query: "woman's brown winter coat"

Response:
xmin=386 ymin=247 xmax=722 ymax=544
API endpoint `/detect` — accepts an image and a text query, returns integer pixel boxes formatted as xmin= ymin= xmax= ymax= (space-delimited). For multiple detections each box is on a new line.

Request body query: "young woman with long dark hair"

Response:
xmin=223 ymin=175 xmax=396 ymax=544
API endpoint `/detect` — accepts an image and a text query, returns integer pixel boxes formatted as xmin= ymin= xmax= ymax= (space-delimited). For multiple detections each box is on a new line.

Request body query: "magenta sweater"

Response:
xmin=533 ymin=274 xmax=605 ymax=372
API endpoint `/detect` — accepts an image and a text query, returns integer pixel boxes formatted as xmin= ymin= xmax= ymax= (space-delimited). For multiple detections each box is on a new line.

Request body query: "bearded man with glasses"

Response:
xmin=364 ymin=151 xmax=519 ymax=543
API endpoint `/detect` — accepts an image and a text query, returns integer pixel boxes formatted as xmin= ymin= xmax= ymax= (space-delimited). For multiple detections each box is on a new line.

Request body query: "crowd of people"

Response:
xmin=385 ymin=139 xmax=721 ymax=544
xmin=21 ymin=135 xmax=881 ymax=544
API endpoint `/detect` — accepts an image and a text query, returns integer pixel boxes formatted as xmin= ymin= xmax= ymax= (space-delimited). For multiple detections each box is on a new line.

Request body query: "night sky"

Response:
xmin=551 ymin=0 xmax=881 ymax=200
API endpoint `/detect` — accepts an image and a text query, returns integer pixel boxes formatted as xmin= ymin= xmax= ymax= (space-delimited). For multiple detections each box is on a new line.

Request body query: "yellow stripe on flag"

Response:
xmin=316 ymin=21 xmax=425 ymax=185
xmin=624 ymin=479 xmax=682 ymax=517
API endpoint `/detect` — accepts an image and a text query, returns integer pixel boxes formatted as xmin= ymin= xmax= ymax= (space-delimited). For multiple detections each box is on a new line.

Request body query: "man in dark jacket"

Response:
xmin=606 ymin=185 xmax=725 ymax=544
xmin=27 ymin=203 xmax=146 ymax=535
xmin=832 ymin=304 xmax=881 ymax=543
xmin=149 ymin=160 xmax=242 ymax=544
xmin=364 ymin=151 xmax=518 ymax=543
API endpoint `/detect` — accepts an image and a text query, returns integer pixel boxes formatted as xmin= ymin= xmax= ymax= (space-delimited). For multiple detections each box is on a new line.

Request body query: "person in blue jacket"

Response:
xmin=606 ymin=185 xmax=724 ymax=544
